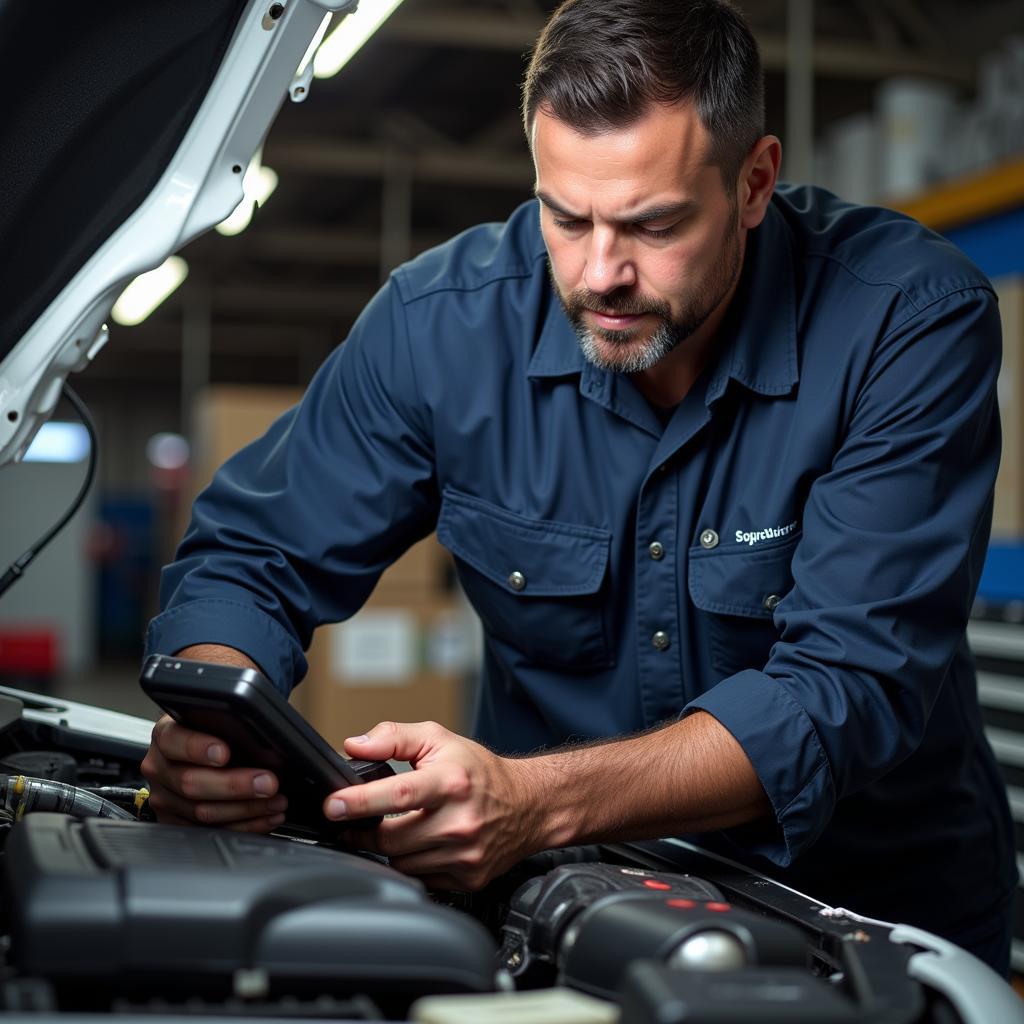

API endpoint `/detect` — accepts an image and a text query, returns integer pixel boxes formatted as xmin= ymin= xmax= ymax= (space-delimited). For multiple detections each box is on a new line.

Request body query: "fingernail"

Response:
xmin=207 ymin=743 xmax=227 ymax=764
xmin=268 ymin=813 xmax=286 ymax=828
xmin=253 ymin=774 xmax=274 ymax=795
xmin=268 ymin=795 xmax=288 ymax=812
xmin=347 ymin=734 xmax=370 ymax=744
xmin=326 ymin=797 xmax=347 ymax=819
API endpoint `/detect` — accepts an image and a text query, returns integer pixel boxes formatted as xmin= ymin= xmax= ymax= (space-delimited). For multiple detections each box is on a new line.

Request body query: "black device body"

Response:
xmin=140 ymin=654 xmax=394 ymax=833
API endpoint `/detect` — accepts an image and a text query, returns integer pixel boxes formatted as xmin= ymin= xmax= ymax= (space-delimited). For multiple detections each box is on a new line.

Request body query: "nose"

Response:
xmin=583 ymin=228 xmax=636 ymax=296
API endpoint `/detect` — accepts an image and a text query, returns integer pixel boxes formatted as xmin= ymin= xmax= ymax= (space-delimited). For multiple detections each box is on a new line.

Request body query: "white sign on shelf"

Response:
xmin=329 ymin=609 xmax=418 ymax=685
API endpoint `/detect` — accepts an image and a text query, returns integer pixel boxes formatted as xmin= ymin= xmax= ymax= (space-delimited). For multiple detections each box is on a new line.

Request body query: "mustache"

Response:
xmin=562 ymin=287 xmax=672 ymax=321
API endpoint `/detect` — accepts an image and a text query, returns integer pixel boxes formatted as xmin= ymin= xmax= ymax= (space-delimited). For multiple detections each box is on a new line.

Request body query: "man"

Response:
xmin=141 ymin=0 xmax=1016 ymax=972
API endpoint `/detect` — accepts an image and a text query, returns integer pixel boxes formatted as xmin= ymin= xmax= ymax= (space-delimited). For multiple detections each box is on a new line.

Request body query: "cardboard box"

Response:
xmin=300 ymin=594 xmax=479 ymax=749
xmin=189 ymin=385 xmax=304 ymax=495
xmin=994 ymin=276 xmax=1024 ymax=538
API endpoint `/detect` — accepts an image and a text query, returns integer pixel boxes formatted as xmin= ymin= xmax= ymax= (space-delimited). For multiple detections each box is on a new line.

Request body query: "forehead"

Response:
xmin=532 ymin=101 xmax=717 ymax=213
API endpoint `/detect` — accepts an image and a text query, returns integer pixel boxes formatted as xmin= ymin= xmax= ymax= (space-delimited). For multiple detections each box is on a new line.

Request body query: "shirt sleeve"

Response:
xmin=684 ymin=285 xmax=1002 ymax=867
xmin=144 ymin=277 xmax=438 ymax=691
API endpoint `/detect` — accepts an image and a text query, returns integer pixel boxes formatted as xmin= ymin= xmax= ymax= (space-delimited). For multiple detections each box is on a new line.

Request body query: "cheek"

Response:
xmin=543 ymin=229 xmax=584 ymax=291
xmin=639 ymin=246 xmax=697 ymax=301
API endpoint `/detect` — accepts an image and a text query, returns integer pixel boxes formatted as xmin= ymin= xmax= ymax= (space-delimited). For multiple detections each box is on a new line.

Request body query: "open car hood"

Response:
xmin=0 ymin=0 xmax=351 ymax=467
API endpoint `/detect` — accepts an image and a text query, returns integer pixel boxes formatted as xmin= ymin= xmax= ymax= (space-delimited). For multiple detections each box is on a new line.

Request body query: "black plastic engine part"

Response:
xmin=617 ymin=959 xmax=908 ymax=1023
xmin=4 ymin=814 xmax=497 ymax=1003
xmin=560 ymin=894 xmax=808 ymax=1000
xmin=501 ymin=862 xmax=724 ymax=978
xmin=0 ymin=750 xmax=76 ymax=784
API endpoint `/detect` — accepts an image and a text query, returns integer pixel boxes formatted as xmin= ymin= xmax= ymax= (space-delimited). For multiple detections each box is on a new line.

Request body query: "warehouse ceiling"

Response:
xmin=81 ymin=0 xmax=1024 ymax=409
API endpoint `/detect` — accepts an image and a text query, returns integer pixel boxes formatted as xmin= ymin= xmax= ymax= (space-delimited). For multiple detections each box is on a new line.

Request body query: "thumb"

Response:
xmin=344 ymin=720 xmax=442 ymax=763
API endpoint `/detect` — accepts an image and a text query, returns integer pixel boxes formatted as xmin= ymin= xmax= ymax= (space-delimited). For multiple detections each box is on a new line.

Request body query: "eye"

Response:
xmin=636 ymin=223 xmax=677 ymax=240
xmin=552 ymin=216 xmax=587 ymax=232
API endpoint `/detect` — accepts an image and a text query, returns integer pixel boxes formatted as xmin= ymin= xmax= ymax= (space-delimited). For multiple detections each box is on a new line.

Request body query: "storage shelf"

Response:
xmin=885 ymin=155 xmax=1024 ymax=232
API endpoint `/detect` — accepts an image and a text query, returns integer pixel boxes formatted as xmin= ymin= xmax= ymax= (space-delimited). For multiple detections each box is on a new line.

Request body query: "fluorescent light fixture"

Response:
xmin=313 ymin=0 xmax=405 ymax=79
xmin=111 ymin=256 xmax=189 ymax=327
xmin=23 ymin=421 xmax=90 ymax=463
xmin=215 ymin=154 xmax=279 ymax=237
xmin=297 ymin=12 xmax=332 ymax=76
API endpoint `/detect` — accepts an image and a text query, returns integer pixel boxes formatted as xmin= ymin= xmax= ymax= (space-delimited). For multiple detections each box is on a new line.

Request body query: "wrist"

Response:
xmin=510 ymin=751 xmax=580 ymax=851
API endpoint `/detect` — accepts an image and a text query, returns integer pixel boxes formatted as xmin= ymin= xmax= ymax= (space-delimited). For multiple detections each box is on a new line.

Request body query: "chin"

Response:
xmin=579 ymin=329 xmax=664 ymax=374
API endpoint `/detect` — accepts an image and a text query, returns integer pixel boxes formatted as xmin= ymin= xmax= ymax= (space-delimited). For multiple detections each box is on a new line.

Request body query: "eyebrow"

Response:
xmin=534 ymin=190 xmax=698 ymax=224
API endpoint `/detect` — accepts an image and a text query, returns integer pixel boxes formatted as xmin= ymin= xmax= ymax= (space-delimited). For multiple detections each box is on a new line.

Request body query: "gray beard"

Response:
xmin=573 ymin=318 xmax=679 ymax=374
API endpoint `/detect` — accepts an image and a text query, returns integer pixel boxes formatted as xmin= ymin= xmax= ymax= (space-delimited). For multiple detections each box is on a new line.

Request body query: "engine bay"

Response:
xmin=0 ymin=685 xmax=1015 ymax=1024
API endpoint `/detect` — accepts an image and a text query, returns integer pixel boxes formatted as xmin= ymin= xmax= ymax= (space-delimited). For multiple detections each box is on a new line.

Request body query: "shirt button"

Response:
xmin=648 ymin=541 xmax=665 ymax=561
xmin=651 ymin=630 xmax=670 ymax=651
xmin=763 ymin=593 xmax=781 ymax=612
xmin=699 ymin=529 xmax=719 ymax=550
xmin=507 ymin=571 xmax=526 ymax=592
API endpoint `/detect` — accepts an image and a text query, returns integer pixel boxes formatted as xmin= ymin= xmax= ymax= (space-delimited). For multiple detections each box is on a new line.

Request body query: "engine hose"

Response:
xmin=86 ymin=786 xmax=152 ymax=819
xmin=0 ymin=775 xmax=136 ymax=821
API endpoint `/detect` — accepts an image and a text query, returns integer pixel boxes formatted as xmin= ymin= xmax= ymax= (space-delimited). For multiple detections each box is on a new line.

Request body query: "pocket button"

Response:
xmin=762 ymin=593 xmax=781 ymax=612
xmin=507 ymin=571 xmax=527 ymax=592
xmin=699 ymin=529 xmax=719 ymax=550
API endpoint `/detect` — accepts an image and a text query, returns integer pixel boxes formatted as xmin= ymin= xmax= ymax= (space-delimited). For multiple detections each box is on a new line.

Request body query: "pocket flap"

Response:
xmin=688 ymin=534 xmax=800 ymax=618
xmin=437 ymin=487 xmax=611 ymax=597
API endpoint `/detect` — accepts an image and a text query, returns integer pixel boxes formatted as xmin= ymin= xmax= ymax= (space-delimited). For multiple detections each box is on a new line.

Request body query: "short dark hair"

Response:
xmin=522 ymin=0 xmax=765 ymax=187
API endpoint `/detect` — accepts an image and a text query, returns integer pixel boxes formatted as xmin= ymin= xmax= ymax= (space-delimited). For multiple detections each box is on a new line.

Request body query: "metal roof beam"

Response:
xmin=266 ymin=138 xmax=534 ymax=188
xmin=382 ymin=9 xmax=975 ymax=84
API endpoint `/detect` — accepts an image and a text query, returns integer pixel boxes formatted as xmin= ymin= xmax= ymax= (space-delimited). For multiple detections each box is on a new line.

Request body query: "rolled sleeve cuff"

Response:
xmin=683 ymin=669 xmax=835 ymax=867
xmin=144 ymin=598 xmax=307 ymax=696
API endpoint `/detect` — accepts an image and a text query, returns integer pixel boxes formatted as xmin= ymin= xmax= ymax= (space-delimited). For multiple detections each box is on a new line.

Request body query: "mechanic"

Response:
xmin=140 ymin=0 xmax=1016 ymax=974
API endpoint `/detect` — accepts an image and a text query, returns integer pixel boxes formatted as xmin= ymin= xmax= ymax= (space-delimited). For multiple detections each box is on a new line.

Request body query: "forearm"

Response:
xmin=522 ymin=710 xmax=771 ymax=849
xmin=174 ymin=644 xmax=259 ymax=671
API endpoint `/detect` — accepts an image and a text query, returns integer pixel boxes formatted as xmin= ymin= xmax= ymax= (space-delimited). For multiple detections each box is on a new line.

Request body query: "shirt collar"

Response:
xmin=710 ymin=198 xmax=799 ymax=401
xmin=528 ymin=196 xmax=799 ymax=398
xmin=528 ymin=273 xmax=588 ymax=379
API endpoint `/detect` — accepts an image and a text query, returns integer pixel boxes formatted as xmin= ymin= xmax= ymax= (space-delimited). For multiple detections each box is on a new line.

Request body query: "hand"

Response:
xmin=325 ymin=721 xmax=545 ymax=891
xmin=141 ymin=714 xmax=288 ymax=831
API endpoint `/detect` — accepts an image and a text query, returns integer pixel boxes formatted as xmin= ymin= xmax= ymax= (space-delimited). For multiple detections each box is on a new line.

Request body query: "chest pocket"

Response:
xmin=437 ymin=486 xmax=613 ymax=670
xmin=688 ymin=532 xmax=800 ymax=679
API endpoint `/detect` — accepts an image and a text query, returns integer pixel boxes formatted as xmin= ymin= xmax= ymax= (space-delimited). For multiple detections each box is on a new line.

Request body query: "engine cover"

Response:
xmin=4 ymin=814 xmax=496 ymax=1000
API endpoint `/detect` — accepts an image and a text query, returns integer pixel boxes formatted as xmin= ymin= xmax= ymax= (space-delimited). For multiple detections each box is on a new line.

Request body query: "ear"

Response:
xmin=736 ymin=135 xmax=781 ymax=230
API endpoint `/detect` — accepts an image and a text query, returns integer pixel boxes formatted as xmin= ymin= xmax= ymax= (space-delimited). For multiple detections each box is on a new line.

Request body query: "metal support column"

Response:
xmin=784 ymin=0 xmax=814 ymax=183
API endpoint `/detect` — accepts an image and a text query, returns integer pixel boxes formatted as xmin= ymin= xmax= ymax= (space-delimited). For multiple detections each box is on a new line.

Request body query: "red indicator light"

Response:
xmin=643 ymin=879 xmax=672 ymax=891
xmin=705 ymin=901 xmax=731 ymax=912
xmin=666 ymin=898 xmax=696 ymax=909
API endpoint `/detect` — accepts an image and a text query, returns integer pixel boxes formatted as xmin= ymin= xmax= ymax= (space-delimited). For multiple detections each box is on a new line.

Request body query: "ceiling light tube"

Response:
xmin=313 ymin=0 xmax=405 ymax=79
xmin=111 ymin=256 xmax=189 ymax=327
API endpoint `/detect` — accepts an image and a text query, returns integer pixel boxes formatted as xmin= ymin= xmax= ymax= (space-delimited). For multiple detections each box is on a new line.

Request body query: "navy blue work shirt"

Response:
xmin=147 ymin=186 xmax=1016 ymax=937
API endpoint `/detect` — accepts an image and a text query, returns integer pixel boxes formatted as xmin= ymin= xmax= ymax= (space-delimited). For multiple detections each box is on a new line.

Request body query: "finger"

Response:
xmin=324 ymin=765 xmax=452 ymax=821
xmin=152 ymin=715 xmax=231 ymax=767
xmin=149 ymin=808 xmax=196 ymax=827
xmin=369 ymin=810 xmax=450 ymax=857
xmin=223 ymin=813 xmax=287 ymax=834
xmin=163 ymin=762 xmax=280 ymax=802
xmin=391 ymin=849 xmax=490 ymax=892
xmin=341 ymin=810 xmax=436 ymax=857
xmin=147 ymin=780 xmax=286 ymax=822
xmin=194 ymin=795 xmax=288 ymax=825
xmin=343 ymin=720 xmax=448 ymax=763
xmin=389 ymin=847 xmax=465 ymax=877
